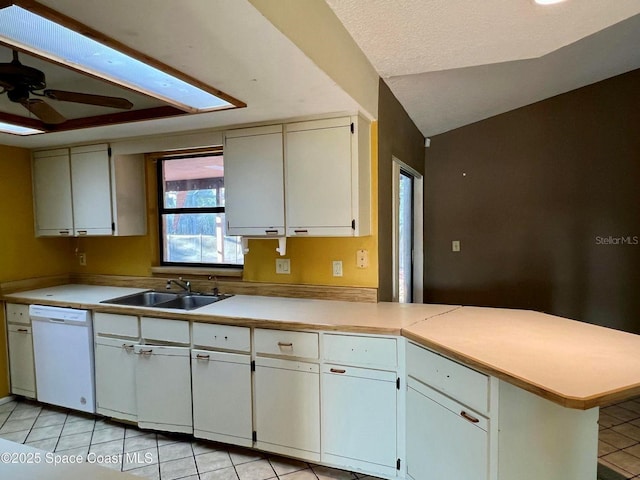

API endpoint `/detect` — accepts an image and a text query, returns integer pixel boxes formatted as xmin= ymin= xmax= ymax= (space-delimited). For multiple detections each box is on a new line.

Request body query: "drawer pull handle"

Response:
xmin=122 ymin=344 xmax=135 ymax=351
xmin=293 ymin=229 xmax=308 ymax=234
xmin=59 ymin=230 xmax=70 ymax=235
xmin=330 ymin=368 xmax=346 ymax=374
xmin=196 ymin=354 xmax=210 ymax=360
xmin=138 ymin=349 xmax=153 ymax=356
xmin=265 ymin=229 xmax=279 ymax=235
xmin=460 ymin=411 xmax=479 ymax=423
xmin=17 ymin=328 xmax=29 ymax=333
xmin=277 ymin=342 xmax=293 ymax=348
xmin=77 ymin=230 xmax=88 ymax=235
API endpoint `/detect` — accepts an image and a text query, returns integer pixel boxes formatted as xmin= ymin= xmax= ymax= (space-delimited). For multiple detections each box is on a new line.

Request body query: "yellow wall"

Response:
xmin=71 ymin=123 xmax=379 ymax=288
xmin=0 ymin=145 xmax=71 ymax=283
xmin=0 ymin=145 xmax=71 ymax=397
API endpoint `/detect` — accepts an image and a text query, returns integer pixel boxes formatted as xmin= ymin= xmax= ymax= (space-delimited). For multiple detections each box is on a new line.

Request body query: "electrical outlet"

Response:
xmin=356 ymin=249 xmax=369 ymax=268
xmin=276 ymin=258 xmax=290 ymax=274
xmin=333 ymin=260 xmax=343 ymax=277
xmin=452 ymin=240 xmax=461 ymax=252
xmin=78 ymin=253 xmax=87 ymax=266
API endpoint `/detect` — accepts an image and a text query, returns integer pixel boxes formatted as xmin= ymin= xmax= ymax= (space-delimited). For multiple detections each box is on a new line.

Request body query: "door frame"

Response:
xmin=392 ymin=157 xmax=424 ymax=303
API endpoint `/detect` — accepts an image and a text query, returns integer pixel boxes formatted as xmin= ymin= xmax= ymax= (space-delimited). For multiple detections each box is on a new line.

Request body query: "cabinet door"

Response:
xmin=135 ymin=345 xmax=192 ymax=434
xmin=70 ymin=144 xmax=113 ymax=235
xmin=224 ymin=126 xmax=285 ymax=236
xmin=322 ymin=365 xmax=397 ymax=474
xmin=95 ymin=337 xmax=138 ymax=422
xmin=254 ymin=358 xmax=320 ymax=461
xmin=285 ymin=118 xmax=353 ymax=236
xmin=407 ymin=380 xmax=489 ymax=480
xmin=32 ymin=149 xmax=73 ymax=236
xmin=8 ymin=325 xmax=36 ymax=398
xmin=191 ymin=350 xmax=252 ymax=447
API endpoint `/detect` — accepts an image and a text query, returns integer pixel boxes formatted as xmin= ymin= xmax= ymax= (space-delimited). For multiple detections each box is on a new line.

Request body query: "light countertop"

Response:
xmin=404 ymin=306 xmax=640 ymax=409
xmin=5 ymin=284 xmax=640 ymax=409
xmin=3 ymin=284 xmax=458 ymax=334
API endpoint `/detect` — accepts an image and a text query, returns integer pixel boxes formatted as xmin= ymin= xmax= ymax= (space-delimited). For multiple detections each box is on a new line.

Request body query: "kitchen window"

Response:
xmin=157 ymin=148 xmax=243 ymax=267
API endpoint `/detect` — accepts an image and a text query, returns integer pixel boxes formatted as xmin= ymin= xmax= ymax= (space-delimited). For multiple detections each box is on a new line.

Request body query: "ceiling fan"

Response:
xmin=0 ymin=50 xmax=133 ymax=125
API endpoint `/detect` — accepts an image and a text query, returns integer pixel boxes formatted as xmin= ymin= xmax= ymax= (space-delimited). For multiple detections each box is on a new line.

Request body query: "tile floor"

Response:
xmin=599 ymin=398 xmax=640 ymax=479
xmin=0 ymin=399 xmax=380 ymax=480
xmin=7 ymin=396 xmax=640 ymax=479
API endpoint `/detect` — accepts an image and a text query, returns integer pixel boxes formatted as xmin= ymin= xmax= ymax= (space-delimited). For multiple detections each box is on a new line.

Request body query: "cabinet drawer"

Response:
xmin=407 ymin=342 xmax=489 ymax=414
xmin=141 ymin=317 xmax=190 ymax=344
xmin=255 ymin=329 xmax=318 ymax=359
xmin=94 ymin=312 xmax=139 ymax=338
xmin=6 ymin=303 xmax=30 ymax=325
xmin=323 ymin=334 xmax=397 ymax=369
xmin=192 ymin=323 xmax=250 ymax=352
xmin=8 ymin=324 xmax=32 ymax=335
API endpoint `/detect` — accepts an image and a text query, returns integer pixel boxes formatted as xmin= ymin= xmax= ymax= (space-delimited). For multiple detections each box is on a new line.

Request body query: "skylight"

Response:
xmin=0 ymin=5 xmax=232 ymax=112
xmin=0 ymin=121 xmax=43 ymax=135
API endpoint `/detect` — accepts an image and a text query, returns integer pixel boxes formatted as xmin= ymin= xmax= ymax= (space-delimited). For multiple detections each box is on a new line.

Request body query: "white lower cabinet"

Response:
xmin=406 ymin=341 xmax=492 ymax=480
xmin=407 ymin=378 xmax=488 ymax=480
xmin=322 ymin=365 xmax=398 ymax=476
xmin=191 ymin=349 xmax=252 ymax=447
xmin=94 ymin=312 xmax=140 ymax=422
xmin=135 ymin=344 xmax=192 ymax=434
xmin=254 ymin=357 xmax=320 ymax=462
xmin=95 ymin=337 xmax=138 ymax=422
xmin=7 ymin=324 xmax=36 ymax=398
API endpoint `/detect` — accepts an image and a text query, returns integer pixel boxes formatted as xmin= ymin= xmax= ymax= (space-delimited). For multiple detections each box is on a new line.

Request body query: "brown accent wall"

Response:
xmin=378 ymin=80 xmax=426 ymax=301
xmin=425 ymin=69 xmax=640 ymax=333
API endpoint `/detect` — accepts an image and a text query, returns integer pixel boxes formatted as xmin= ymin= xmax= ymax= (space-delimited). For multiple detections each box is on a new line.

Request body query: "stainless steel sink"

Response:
xmin=153 ymin=294 xmax=227 ymax=310
xmin=101 ymin=291 xmax=180 ymax=307
xmin=101 ymin=291 xmax=231 ymax=310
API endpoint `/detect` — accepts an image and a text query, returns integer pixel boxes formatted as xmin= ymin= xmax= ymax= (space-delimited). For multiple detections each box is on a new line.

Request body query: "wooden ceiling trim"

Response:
xmin=43 ymin=106 xmax=187 ymax=132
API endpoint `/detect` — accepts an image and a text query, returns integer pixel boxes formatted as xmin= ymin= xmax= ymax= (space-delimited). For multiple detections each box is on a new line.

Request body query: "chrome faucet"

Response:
xmin=166 ymin=277 xmax=191 ymax=294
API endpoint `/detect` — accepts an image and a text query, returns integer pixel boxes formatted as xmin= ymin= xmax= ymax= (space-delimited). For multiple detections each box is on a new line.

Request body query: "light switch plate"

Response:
xmin=333 ymin=260 xmax=343 ymax=277
xmin=276 ymin=258 xmax=290 ymax=274
xmin=452 ymin=240 xmax=461 ymax=252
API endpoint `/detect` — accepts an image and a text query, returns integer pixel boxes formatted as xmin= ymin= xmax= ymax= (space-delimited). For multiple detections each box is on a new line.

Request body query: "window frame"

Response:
xmin=155 ymin=146 xmax=243 ymax=269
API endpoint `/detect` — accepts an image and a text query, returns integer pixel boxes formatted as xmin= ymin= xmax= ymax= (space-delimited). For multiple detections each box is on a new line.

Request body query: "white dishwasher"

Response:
xmin=30 ymin=305 xmax=96 ymax=413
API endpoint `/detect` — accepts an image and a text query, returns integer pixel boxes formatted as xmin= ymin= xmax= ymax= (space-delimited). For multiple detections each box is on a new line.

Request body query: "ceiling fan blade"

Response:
xmin=21 ymin=99 xmax=66 ymax=124
xmin=44 ymin=89 xmax=133 ymax=110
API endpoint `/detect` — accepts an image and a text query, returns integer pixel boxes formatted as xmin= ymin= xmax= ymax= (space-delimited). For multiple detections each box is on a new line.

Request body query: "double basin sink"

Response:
xmin=101 ymin=290 xmax=231 ymax=311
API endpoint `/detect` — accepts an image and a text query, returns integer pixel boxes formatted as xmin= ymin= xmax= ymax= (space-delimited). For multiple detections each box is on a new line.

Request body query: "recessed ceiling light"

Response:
xmin=0 ymin=121 xmax=43 ymax=135
xmin=534 ymin=0 xmax=567 ymax=5
xmin=0 ymin=4 xmax=239 ymax=113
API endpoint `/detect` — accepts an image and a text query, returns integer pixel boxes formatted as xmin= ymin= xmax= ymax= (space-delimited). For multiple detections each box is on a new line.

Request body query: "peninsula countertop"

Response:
xmin=5 ymin=284 xmax=640 ymax=410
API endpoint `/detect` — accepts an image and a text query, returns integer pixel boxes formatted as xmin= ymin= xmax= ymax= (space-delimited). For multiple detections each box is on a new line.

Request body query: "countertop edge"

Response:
xmin=3 ymin=289 xmax=635 ymax=409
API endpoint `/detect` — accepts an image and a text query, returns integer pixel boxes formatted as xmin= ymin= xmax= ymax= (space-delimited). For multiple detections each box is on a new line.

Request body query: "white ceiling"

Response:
xmin=326 ymin=0 xmax=640 ymax=137
xmin=0 ymin=0 xmax=360 ymax=148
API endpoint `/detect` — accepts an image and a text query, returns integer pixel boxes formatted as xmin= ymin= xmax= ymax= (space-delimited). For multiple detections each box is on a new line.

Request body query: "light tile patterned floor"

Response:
xmin=0 ymin=399 xmax=381 ymax=480
xmin=599 ymin=398 xmax=640 ymax=479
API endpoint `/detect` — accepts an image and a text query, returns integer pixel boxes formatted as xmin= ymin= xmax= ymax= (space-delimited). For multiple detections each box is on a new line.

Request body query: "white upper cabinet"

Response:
xmin=32 ymin=148 xmax=74 ymax=236
xmin=32 ymin=144 xmax=146 ymax=237
xmin=224 ymin=125 xmax=285 ymax=236
xmin=223 ymin=115 xmax=371 ymax=239
xmin=285 ymin=116 xmax=370 ymax=237
xmin=70 ymin=145 xmax=113 ymax=236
